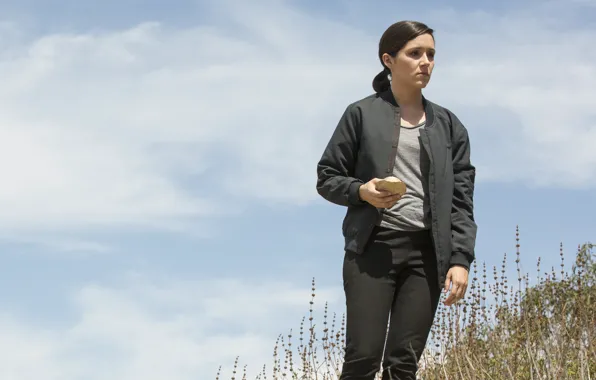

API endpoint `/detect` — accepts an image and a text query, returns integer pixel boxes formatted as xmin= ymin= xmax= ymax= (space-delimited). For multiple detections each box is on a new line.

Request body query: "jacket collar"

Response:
xmin=378 ymin=89 xmax=435 ymax=128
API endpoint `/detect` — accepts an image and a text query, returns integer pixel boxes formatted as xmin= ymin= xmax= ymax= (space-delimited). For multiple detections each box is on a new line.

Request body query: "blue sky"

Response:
xmin=0 ymin=0 xmax=594 ymax=378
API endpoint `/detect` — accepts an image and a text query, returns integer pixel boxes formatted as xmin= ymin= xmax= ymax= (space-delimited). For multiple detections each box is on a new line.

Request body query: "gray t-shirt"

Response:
xmin=379 ymin=121 xmax=431 ymax=231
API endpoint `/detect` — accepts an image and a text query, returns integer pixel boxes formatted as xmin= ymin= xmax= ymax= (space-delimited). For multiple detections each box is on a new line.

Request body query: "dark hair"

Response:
xmin=372 ymin=21 xmax=434 ymax=93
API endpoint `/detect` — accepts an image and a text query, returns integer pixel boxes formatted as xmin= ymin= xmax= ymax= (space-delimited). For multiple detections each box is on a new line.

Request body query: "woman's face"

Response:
xmin=383 ymin=33 xmax=435 ymax=89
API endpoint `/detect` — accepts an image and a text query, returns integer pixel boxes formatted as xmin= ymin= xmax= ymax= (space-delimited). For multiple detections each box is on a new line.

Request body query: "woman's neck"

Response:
xmin=391 ymin=82 xmax=423 ymax=107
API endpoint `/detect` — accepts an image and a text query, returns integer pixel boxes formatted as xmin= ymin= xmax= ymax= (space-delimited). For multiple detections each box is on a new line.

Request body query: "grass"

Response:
xmin=216 ymin=228 xmax=595 ymax=379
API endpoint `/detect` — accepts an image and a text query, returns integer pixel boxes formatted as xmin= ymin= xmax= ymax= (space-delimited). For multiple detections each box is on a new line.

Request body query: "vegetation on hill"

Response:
xmin=217 ymin=229 xmax=595 ymax=379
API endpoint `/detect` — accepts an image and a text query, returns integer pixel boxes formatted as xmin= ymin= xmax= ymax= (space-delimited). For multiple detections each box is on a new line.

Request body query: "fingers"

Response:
xmin=366 ymin=182 xmax=391 ymax=198
xmin=443 ymin=279 xmax=468 ymax=306
xmin=361 ymin=180 xmax=393 ymax=206
xmin=457 ymin=278 xmax=468 ymax=297
xmin=457 ymin=281 xmax=468 ymax=300
xmin=369 ymin=184 xmax=397 ymax=199
xmin=444 ymin=284 xmax=459 ymax=306
xmin=370 ymin=191 xmax=401 ymax=208
xmin=443 ymin=272 xmax=455 ymax=306
xmin=365 ymin=179 xmax=403 ymax=206
xmin=373 ymin=196 xmax=401 ymax=208
xmin=444 ymin=274 xmax=452 ymax=293
xmin=374 ymin=189 xmax=394 ymax=198
xmin=453 ymin=283 xmax=465 ymax=303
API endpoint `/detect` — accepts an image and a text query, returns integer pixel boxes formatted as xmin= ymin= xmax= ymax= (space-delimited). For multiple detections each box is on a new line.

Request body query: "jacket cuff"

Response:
xmin=450 ymin=251 xmax=472 ymax=271
xmin=347 ymin=180 xmax=366 ymax=206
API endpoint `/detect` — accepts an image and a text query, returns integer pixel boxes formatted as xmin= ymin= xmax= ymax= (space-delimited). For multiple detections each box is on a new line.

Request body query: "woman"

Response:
xmin=316 ymin=21 xmax=477 ymax=379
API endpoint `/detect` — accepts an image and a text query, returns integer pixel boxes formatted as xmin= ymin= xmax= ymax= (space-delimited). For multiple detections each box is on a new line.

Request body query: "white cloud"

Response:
xmin=0 ymin=22 xmax=235 ymax=236
xmin=0 ymin=277 xmax=344 ymax=380
xmin=0 ymin=233 xmax=112 ymax=255
xmin=0 ymin=0 xmax=594 ymax=237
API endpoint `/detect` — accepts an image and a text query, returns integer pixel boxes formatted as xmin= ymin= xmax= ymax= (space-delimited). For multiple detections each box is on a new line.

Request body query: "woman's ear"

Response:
xmin=381 ymin=53 xmax=393 ymax=70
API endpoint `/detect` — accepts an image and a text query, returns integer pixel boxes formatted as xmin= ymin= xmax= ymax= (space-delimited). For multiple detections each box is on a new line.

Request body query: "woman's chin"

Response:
xmin=414 ymin=78 xmax=431 ymax=88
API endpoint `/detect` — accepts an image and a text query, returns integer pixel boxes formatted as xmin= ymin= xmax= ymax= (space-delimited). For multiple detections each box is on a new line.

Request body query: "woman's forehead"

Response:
xmin=404 ymin=35 xmax=435 ymax=49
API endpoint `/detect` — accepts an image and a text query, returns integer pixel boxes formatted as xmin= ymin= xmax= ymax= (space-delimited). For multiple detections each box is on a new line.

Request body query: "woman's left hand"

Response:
xmin=443 ymin=265 xmax=469 ymax=306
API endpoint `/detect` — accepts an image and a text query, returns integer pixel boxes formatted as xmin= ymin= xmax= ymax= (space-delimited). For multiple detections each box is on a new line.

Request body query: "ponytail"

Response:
xmin=372 ymin=67 xmax=391 ymax=93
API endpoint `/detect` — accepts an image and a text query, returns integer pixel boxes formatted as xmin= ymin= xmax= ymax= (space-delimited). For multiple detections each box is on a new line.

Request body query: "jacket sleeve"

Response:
xmin=316 ymin=104 xmax=367 ymax=207
xmin=449 ymin=113 xmax=478 ymax=270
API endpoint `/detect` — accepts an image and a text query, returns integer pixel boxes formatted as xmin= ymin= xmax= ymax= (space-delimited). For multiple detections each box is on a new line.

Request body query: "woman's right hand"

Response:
xmin=358 ymin=178 xmax=402 ymax=208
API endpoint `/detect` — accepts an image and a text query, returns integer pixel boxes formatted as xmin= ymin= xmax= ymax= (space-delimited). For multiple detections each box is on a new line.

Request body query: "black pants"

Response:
xmin=340 ymin=226 xmax=441 ymax=380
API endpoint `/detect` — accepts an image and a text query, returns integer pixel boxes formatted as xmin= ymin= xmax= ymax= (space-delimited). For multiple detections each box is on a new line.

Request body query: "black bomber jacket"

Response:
xmin=316 ymin=89 xmax=477 ymax=284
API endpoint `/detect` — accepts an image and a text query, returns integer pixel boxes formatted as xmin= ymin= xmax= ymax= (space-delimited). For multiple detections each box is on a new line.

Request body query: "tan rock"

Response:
xmin=376 ymin=176 xmax=407 ymax=196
